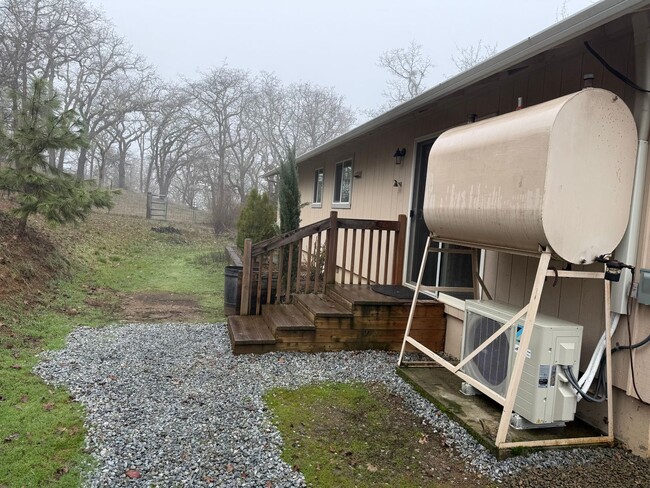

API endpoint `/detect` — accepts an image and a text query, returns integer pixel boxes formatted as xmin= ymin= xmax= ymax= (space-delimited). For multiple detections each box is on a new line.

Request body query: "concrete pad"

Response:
xmin=397 ymin=366 xmax=607 ymax=458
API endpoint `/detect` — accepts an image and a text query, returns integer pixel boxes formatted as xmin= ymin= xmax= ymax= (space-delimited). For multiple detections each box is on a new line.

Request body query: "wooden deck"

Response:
xmin=227 ymin=284 xmax=446 ymax=354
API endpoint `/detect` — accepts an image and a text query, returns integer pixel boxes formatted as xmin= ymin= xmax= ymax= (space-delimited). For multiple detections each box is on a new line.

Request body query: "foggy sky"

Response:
xmin=87 ymin=0 xmax=595 ymax=114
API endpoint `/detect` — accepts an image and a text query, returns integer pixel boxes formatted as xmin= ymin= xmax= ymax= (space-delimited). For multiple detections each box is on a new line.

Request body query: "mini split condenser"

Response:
xmin=461 ymin=300 xmax=583 ymax=426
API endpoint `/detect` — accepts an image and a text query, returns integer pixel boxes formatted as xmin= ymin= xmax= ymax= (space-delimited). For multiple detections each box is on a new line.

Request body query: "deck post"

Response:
xmin=240 ymin=238 xmax=252 ymax=316
xmin=325 ymin=211 xmax=339 ymax=284
xmin=392 ymin=214 xmax=407 ymax=285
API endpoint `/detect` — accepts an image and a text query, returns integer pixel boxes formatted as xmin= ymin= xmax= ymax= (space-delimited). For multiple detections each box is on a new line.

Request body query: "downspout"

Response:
xmin=611 ymin=11 xmax=650 ymax=314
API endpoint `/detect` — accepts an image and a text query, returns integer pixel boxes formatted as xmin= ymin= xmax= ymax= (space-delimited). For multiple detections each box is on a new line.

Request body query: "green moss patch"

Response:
xmin=264 ymin=382 xmax=491 ymax=487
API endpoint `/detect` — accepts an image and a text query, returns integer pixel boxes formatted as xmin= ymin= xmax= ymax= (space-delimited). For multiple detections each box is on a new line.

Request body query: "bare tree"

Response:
xmin=253 ymin=72 xmax=298 ymax=162
xmin=0 ymin=1 xmax=357 ymax=227
xmin=377 ymin=41 xmax=433 ymax=108
xmin=0 ymin=0 xmax=95 ymax=99
xmin=169 ymin=151 xmax=208 ymax=209
xmin=145 ymin=86 xmax=197 ymax=196
xmin=186 ymin=66 xmax=252 ymax=230
xmin=253 ymin=74 xmax=355 ymax=161
xmin=294 ymin=82 xmax=355 ymax=153
xmin=556 ymin=0 xmax=569 ymax=21
xmin=451 ymin=40 xmax=498 ymax=73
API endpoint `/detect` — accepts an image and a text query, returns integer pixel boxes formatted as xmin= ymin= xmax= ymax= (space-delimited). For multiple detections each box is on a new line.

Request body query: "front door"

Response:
xmin=407 ymin=139 xmax=476 ymax=299
xmin=407 ymin=139 xmax=436 ymax=286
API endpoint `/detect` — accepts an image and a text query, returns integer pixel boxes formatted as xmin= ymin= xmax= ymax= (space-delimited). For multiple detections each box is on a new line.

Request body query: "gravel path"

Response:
xmin=35 ymin=322 xmax=650 ymax=487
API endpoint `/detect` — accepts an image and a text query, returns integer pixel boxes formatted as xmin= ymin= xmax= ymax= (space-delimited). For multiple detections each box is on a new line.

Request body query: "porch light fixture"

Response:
xmin=393 ymin=147 xmax=406 ymax=164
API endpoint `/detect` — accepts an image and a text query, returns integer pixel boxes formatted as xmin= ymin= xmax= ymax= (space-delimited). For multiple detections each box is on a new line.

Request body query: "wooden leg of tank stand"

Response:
xmin=495 ymin=250 xmax=552 ymax=447
xmin=604 ymin=279 xmax=615 ymax=443
xmin=398 ymin=235 xmax=431 ymax=366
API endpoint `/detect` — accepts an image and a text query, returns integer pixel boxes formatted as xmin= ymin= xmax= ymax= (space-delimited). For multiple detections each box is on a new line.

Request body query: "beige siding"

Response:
xmin=297 ymin=20 xmax=650 ymax=453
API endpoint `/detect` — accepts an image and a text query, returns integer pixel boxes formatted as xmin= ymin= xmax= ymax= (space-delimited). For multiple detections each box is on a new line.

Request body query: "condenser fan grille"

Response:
xmin=463 ymin=312 xmax=511 ymax=393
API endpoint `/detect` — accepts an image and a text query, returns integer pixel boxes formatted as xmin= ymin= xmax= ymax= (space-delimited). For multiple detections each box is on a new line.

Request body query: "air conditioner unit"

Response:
xmin=461 ymin=300 xmax=583 ymax=426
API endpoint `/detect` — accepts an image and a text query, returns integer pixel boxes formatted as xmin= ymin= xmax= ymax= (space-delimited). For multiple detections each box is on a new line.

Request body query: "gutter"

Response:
xmin=297 ymin=0 xmax=650 ymax=165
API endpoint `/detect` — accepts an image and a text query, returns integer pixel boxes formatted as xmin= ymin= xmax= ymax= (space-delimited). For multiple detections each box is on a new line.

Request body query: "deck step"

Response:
xmin=263 ymin=304 xmax=316 ymax=333
xmin=293 ymin=293 xmax=353 ymax=323
xmin=324 ymin=284 xmax=355 ymax=310
xmin=227 ymin=315 xmax=276 ymax=345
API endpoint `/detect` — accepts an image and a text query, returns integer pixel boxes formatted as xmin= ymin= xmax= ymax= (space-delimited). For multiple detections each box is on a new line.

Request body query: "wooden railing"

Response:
xmin=239 ymin=211 xmax=407 ymax=315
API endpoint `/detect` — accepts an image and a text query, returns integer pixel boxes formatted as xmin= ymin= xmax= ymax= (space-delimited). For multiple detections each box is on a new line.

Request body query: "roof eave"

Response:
xmin=297 ymin=0 xmax=650 ymax=165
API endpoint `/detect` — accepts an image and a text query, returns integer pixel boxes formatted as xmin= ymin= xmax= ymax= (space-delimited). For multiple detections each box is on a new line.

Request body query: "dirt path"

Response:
xmin=120 ymin=291 xmax=205 ymax=322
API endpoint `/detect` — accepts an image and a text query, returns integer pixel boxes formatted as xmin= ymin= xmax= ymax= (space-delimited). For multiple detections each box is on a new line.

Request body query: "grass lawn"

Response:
xmin=0 ymin=213 xmax=229 ymax=487
xmin=264 ymin=382 xmax=490 ymax=488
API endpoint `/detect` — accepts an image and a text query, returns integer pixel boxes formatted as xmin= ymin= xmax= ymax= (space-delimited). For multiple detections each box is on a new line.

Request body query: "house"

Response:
xmin=292 ymin=0 xmax=650 ymax=456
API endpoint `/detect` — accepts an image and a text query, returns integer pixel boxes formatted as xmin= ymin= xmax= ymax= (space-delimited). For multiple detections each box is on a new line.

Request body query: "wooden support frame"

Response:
xmin=398 ymin=234 xmax=615 ymax=450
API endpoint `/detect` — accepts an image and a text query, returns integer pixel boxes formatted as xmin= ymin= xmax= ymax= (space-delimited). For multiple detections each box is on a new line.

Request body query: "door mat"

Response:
xmin=370 ymin=285 xmax=434 ymax=301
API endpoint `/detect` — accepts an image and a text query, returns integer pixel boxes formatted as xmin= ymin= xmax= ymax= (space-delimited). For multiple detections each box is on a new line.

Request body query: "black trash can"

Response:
xmin=224 ymin=265 xmax=242 ymax=316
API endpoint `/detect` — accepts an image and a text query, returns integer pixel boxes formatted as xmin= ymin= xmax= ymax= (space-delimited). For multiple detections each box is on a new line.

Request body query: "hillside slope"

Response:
xmin=0 ymin=206 xmax=230 ymax=487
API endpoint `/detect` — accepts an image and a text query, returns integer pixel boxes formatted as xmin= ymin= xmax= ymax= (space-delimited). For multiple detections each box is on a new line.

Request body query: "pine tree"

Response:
xmin=278 ymin=147 xmax=301 ymax=234
xmin=236 ymin=188 xmax=278 ymax=249
xmin=0 ymin=77 xmax=115 ymax=231
xmin=277 ymin=147 xmax=302 ymax=288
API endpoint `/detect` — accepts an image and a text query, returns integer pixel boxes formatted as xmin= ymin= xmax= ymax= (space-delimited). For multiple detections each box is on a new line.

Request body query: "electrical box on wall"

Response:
xmin=637 ymin=269 xmax=650 ymax=305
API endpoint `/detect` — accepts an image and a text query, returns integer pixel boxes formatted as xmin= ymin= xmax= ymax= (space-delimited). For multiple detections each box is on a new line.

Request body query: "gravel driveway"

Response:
xmin=35 ymin=322 xmax=650 ymax=487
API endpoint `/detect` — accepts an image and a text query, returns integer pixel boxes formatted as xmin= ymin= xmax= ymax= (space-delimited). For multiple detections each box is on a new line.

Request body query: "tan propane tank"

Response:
xmin=423 ymin=88 xmax=638 ymax=264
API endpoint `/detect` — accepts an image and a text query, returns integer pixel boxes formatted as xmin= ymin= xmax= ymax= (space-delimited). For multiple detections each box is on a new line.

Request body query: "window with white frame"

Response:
xmin=312 ymin=168 xmax=324 ymax=207
xmin=333 ymin=159 xmax=352 ymax=207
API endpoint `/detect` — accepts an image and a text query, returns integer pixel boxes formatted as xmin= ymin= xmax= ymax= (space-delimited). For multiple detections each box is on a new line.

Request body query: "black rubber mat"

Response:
xmin=370 ymin=284 xmax=433 ymax=300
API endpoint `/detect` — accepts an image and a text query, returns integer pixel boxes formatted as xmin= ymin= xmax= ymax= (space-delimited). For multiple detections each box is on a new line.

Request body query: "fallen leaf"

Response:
xmin=292 ymin=464 xmax=300 ymax=472
xmin=366 ymin=464 xmax=378 ymax=473
xmin=265 ymin=481 xmax=273 ymax=488
xmin=3 ymin=433 xmax=19 ymax=442
xmin=19 ymin=395 xmax=28 ymax=403
xmin=9 ymin=364 xmax=21 ymax=370
xmin=42 ymin=402 xmax=55 ymax=411
xmin=418 ymin=433 xmax=429 ymax=444
xmin=202 ymin=476 xmax=215 ymax=483
xmin=241 ymin=472 xmax=247 ymax=479
xmin=226 ymin=463 xmax=234 ymax=473
xmin=278 ymin=357 xmax=286 ymax=364
xmin=125 ymin=469 xmax=141 ymax=479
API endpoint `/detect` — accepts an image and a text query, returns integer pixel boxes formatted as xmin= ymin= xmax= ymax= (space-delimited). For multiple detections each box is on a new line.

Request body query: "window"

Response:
xmin=333 ymin=159 xmax=352 ymax=208
xmin=312 ymin=168 xmax=324 ymax=207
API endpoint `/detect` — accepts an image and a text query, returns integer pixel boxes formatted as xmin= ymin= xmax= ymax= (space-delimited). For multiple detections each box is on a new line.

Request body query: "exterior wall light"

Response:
xmin=393 ymin=147 xmax=406 ymax=164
